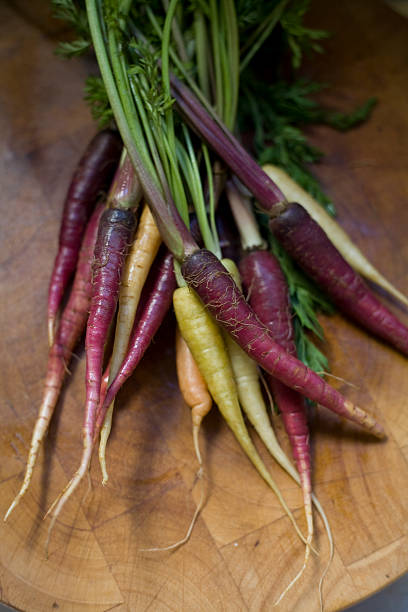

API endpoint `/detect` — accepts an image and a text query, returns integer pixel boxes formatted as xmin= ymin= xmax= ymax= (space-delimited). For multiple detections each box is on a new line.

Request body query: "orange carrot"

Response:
xmin=176 ymin=326 xmax=212 ymax=467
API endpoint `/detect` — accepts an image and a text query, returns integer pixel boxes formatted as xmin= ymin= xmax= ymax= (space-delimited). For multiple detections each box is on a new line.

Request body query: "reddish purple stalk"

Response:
xmin=171 ymin=78 xmax=408 ymax=356
xmin=98 ymin=249 xmax=176 ymax=427
xmin=47 ymin=130 xmax=122 ymax=343
xmin=270 ymin=203 xmax=408 ymax=355
xmin=181 ymin=249 xmax=384 ymax=437
xmin=170 ymin=76 xmax=286 ymax=211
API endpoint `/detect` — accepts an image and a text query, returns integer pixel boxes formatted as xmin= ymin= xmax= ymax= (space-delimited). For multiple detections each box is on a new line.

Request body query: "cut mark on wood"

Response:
xmin=346 ymin=535 xmax=406 ymax=571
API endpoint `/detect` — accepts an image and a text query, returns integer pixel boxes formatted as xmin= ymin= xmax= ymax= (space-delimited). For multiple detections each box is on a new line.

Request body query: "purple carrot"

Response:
xmin=270 ymin=203 xmax=408 ymax=355
xmin=85 ymin=207 xmax=136 ymax=442
xmin=181 ymin=249 xmax=384 ymax=438
xmin=44 ymin=206 xmax=136 ymax=542
xmin=4 ymin=201 xmax=106 ymax=522
xmin=240 ymin=249 xmax=314 ymax=579
xmin=48 ymin=129 xmax=122 ymax=345
xmin=170 ymin=79 xmax=408 ymax=356
xmin=98 ymin=249 xmax=176 ymax=428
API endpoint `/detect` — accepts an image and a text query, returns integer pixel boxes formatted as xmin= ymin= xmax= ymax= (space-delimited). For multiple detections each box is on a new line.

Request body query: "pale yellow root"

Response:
xmin=140 ymin=471 xmax=206 ymax=553
xmin=222 ymin=258 xmax=333 ymax=603
xmin=263 ymin=164 xmax=408 ymax=307
xmin=315 ymin=495 xmax=334 ymax=612
xmin=173 ymin=286 xmax=308 ymax=547
xmin=99 ymin=204 xmax=161 ymax=483
xmin=44 ymin=434 xmax=93 ymax=557
xmin=273 ymin=473 xmax=314 ymax=606
xmin=4 ymin=386 xmax=59 ymax=522
xmin=274 ymin=538 xmax=312 ymax=607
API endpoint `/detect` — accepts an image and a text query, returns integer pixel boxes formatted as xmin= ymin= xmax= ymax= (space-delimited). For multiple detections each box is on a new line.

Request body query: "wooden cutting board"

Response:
xmin=1 ymin=1 xmax=408 ymax=610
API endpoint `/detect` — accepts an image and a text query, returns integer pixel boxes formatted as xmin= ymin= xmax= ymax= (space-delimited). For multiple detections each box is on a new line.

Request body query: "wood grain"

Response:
xmin=1 ymin=1 xmax=408 ymax=610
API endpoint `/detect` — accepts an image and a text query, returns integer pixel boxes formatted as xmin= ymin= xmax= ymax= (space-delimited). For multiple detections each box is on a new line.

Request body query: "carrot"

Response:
xmin=220 ymin=259 xmax=288 ymax=465
xmin=99 ymin=248 xmax=176 ymax=425
xmin=270 ymin=203 xmax=408 ymax=356
xmin=48 ymin=129 xmax=122 ymax=345
xmin=181 ymin=249 xmax=384 ymax=438
xmin=240 ymin=249 xmax=315 ymax=601
xmin=99 ymin=204 xmax=161 ymax=482
xmin=44 ymin=205 xmax=136 ymax=547
xmin=225 ymin=182 xmax=335 ymax=597
xmin=141 ymin=326 xmax=212 ymax=553
xmin=81 ymin=36 xmax=382 ymax=435
xmin=176 ymin=326 xmax=212 ymax=467
xmin=173 ymin=285 xmax=308 ymax=545
xmin=4 ymin=201 xmax=106 ymax=522
xmin=173 ymin=77 xmax=408 ymax=356
xmin=171 ymin=77 xmax=407 ymax=352
xmin=262 ymin=164 xmax=408 ymax=308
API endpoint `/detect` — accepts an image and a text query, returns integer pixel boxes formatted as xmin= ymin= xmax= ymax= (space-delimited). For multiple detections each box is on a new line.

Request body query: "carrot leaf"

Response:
xmin=84 ymin=76 xmax=114 ymax=127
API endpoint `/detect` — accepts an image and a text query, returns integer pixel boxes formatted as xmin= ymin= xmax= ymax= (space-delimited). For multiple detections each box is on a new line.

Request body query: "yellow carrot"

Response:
xmin=99 ymin=204 xmax=161 ymax=482
xmin=219 ymin=261 xmax=293 ymax=472
xmin=173 ymin=285 xmax=307 ymax=546
xmin=262 ymin=164 xmax=408 ymax=307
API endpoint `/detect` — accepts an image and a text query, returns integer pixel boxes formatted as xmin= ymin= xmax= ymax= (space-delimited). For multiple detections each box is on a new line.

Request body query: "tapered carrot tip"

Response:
xmin=344 ymin=401 xmax=385 ymax=439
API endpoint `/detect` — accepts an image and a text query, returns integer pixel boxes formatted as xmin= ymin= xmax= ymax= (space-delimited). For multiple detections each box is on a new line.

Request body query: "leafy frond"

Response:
xmin=280 ymin=0 xmax=329 ymax=68
xmin=84 ymin=76 xmax=114 ymax=128
xmin=52 ymin=0 xmax=89 ymax=37
xmin=55 ymin=39 xmax=91 ymax=58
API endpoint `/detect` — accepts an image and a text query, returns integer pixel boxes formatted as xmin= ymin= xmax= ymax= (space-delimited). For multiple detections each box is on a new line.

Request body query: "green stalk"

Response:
xmin=209 ymin=0 xmax=224 ymax=119
xmin=145 ymin=8 xmax=220 ymax=123
xmin=194 ymin=10 xmax=211 ymax=101
xmin=85 ymin=0 xmax=195 ymax=260
xmin=161 ymin=0 xmax=178 ymax=162
xmin=202 ymin=144 xmax=218 ymax=251
xmin=222 ymin=0 xmax=239 ymax=128
xmin=128 ymin=75 xmax=172 ymax=203
xmin=181 ymin=126 xmax=221 ymax=258
xmin=240 ymin=0 xmax=289 ymax=73
xmin=162 ymin=0 xmax=189 ymax=64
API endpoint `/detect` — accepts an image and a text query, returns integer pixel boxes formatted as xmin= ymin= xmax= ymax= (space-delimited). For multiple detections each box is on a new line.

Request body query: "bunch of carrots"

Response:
xmin=6 ymin=0 xmax=408 ymax=606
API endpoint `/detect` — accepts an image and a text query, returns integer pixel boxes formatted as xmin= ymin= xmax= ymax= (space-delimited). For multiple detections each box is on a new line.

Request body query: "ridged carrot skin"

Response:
xmin=47 ymin=130 xmax=122 ymax=344
xmin=270 ymin=203 xmax=408 ymax=355
xmin=100 ymin=249 xmax=176 ymax=421
xmin=221 ymin=259 xmax=290 ymax=466
xmin=109 ymin=205 xmax=161 ymax=371
xmin=262 ymin=164 xmax=408 ymax=308
xmin=44 ymin=207 xmax=136 ymax=533
xmin=4 ymin=202 xmax=105 ymax=522
xmin=85 ymin=208 xmax=136 ymax=442
xmin=173 ymin=285 xmax=307 ymax=543
xmin=98 ymin=205 xmax=161 ymax=481
xmin=181 ymin=249 xmax=384 ymax=438
xmin=240 ymin=250 xmax=313 ymax=552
